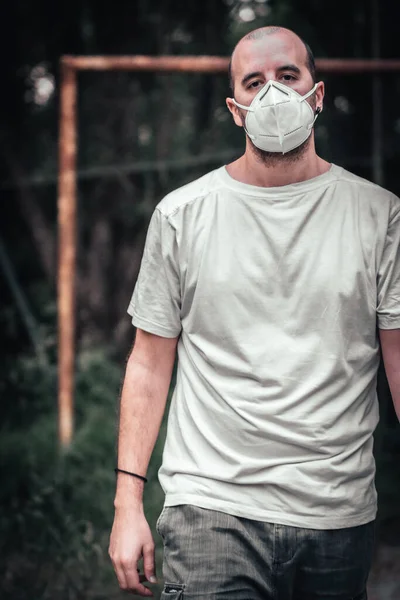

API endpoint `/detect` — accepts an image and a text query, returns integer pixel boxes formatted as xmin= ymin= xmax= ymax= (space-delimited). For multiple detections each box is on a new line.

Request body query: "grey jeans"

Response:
xmin=156 ymin=505 xmax=375 ymax=600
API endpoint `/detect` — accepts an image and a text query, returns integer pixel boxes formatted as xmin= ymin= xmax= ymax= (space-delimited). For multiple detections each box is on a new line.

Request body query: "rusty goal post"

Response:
xmin=58 ymin=55 xmax=400 ymax=447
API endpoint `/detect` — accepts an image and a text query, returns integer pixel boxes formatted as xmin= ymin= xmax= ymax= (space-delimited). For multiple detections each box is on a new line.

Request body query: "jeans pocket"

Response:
xmin=156 ymin=506 xmax=168 ymax=537
xmin=160 ymin=582 xmax=185 ymax=599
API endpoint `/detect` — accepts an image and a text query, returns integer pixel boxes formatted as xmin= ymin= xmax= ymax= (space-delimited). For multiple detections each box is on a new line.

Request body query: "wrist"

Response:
xmin=114 ymin=488 xmax=144 ymax=510
xmin=114 ymin=473 xmax=145 ymax=508
xmin=114 ymin=467 xmax=148 ymax=483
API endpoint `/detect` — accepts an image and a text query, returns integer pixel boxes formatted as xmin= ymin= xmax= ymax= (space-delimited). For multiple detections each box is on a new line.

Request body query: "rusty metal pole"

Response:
xmin=57 ymin=60 xmax=77 ymax=448
xmin=62 ymin=55 xmax=400 ymax=73
xmin=61 ymin=55 xmax=230 ymax=72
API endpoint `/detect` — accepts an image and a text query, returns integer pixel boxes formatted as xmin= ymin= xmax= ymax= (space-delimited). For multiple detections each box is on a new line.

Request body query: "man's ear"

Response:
xmin=315 ymin=81 xmax=325 ymax=114
xmin=226 ymin=97 xmax=244 ymax=128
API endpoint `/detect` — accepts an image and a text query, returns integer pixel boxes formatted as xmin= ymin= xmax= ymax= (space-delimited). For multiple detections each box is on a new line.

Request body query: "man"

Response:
xmin=109 ymin=26 xmax=400 ymax=599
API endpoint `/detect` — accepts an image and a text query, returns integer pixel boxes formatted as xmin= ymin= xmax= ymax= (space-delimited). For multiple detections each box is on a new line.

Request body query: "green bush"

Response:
xmin=0 ymin=349 xmax=167 ymax=600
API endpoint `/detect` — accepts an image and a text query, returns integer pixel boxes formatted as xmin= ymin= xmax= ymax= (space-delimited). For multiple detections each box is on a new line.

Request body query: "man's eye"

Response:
xmin=248 ymin=81 xmax=262 ymax=89
xmin=282 ymin=74 xmax=295 ymax=82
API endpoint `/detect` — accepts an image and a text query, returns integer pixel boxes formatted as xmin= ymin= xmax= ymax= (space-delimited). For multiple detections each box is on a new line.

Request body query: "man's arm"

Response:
xmin=379 ymin=328 xmax=400 ymax=421
xmin=109 ymin=328 xmax=178 ymax=597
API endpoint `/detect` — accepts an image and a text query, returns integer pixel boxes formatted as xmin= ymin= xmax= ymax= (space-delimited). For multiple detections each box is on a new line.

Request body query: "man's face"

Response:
xmin=227 ymin=31 xmax=323 ymax=130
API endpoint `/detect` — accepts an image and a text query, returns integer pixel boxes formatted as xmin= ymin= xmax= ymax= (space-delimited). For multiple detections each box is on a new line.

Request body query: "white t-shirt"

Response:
xmin=128 ymin=164 xmax=400 ymax=529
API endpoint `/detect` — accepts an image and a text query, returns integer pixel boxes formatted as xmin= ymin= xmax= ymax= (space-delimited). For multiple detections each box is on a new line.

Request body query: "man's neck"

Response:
xmin=226 ymin=141 xmax=331 ymax=188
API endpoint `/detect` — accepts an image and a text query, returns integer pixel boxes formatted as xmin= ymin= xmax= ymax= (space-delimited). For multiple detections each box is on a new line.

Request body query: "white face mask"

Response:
xmin=232 ymin=80 xmax=319 ymax=154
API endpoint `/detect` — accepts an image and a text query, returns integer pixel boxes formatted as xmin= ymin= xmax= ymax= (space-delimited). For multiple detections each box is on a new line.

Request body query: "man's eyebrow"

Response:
xmin=241 ymin=71 xmax=263 ymax=87
xmin=277 ymin=64 xmax=301 ymax=74
xmin=240 ymin=64 xmax=301 ymax=87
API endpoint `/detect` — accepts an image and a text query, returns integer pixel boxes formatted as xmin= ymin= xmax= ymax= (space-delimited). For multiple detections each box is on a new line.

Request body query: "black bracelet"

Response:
xmin=114 ymin=468 xmax=148 ymax=483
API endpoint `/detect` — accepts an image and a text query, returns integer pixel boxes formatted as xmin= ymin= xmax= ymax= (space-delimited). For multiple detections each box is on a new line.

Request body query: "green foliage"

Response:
xmin=0 ymin=350 xmax=168 ymax=600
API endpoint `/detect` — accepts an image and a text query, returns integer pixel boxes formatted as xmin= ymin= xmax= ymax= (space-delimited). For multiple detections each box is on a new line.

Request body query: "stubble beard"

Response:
xmin=249 ymin=134 xmax=312 ymax=166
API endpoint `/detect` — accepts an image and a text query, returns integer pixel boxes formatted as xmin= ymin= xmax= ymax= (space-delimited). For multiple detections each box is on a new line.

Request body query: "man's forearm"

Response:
xmin=379 ymin=328 xmax=400 ymax=421
xmin=115 ymin=342 xmax=175 ymax=508
xmin=386 ymin=367 xmax=400 ymax=421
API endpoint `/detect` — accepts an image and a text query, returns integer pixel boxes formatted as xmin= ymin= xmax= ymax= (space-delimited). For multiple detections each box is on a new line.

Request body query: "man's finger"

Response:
xmin=124 ymin=563 xmax=154 ymax=597
xmin=110 ymin=558 xmax=129 ymax=591
xmin=142 ymin=542 xmax=157 ymax=584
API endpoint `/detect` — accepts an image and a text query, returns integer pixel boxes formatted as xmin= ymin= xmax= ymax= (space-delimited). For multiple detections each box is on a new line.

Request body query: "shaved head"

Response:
xmin=228 ymin=27 xmax=315 ymax=93
xmin=244 ymin=26 xmax=282 ymax=40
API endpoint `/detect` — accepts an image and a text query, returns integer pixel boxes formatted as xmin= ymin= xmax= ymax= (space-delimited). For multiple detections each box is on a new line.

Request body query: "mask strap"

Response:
xmin=230 ymin=98 xmax=256 ymax=139
xmin=301 ymin=84 xmax=320 ymax=130
xmin=231 ymin=98 xmax=254 ymax=112
xmin=300 ymin=83 xmax=318 ymax=102
xmin=307 ymin=106 xmax=321 ymax=130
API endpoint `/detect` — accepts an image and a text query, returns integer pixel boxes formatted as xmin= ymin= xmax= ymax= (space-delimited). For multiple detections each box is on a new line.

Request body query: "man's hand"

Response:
xmin=109 ymin=506 xmax=157 ymax=597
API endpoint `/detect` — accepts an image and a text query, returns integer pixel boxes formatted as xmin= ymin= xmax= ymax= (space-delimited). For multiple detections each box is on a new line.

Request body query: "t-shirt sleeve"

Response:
xmin=127 ymin=207 xmax=181 ymax=338
xmin=377 ymin=200 xmax=400 ymax=330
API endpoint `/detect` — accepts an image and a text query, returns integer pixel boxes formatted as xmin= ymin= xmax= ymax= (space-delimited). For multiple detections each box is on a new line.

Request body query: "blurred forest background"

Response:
xmin=1 ymin=0 xmax=400 ymax=598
